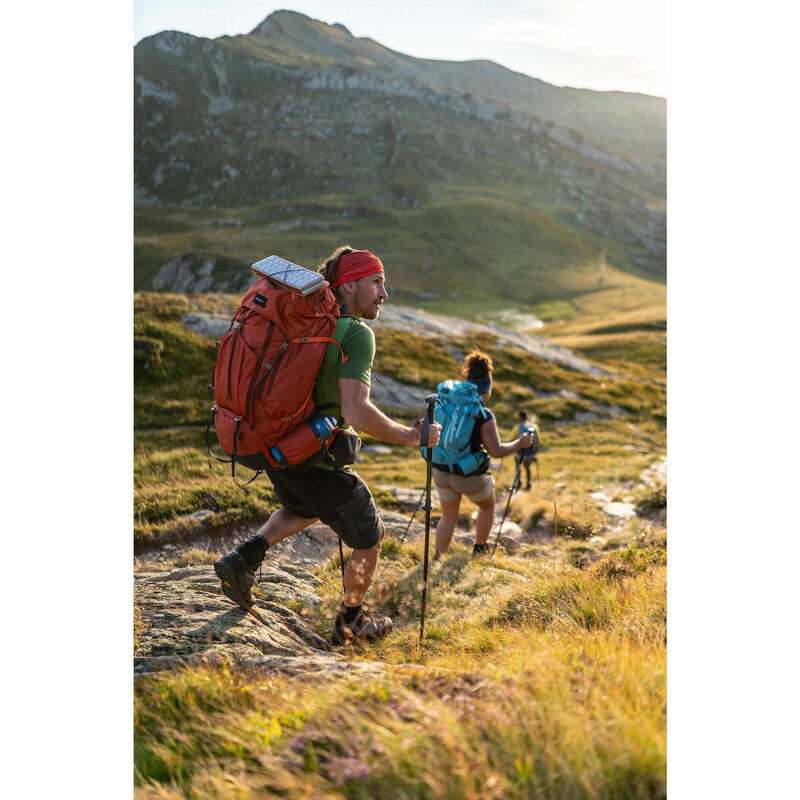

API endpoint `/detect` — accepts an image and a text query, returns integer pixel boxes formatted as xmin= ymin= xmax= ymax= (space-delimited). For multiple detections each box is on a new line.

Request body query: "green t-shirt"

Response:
xmin=312 ymin=315 xmax=374 ymax=425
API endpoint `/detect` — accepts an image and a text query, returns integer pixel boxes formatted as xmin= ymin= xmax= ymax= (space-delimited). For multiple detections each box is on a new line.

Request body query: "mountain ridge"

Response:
xmin=134 ymin=9 xmax=666 ymax=295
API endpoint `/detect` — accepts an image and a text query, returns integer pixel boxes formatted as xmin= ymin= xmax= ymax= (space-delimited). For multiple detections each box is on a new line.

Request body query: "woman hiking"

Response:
xmin=431 ymin=350 xmax=532 ymax=559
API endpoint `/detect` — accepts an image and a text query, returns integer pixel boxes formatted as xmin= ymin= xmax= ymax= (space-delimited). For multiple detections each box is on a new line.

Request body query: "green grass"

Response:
xmin=540 ymin=290 xmax=667 ymax=372
xmin=134 ymin=193 xmax=665 ymax=311
xmin=133 ymin=287 xmax=667 ymax=798
xmin=634 ymin=485 xmax=667 ymax=516
xmin=133 ymin=292 xmax=665 ymax=547
xmin=135 ymin=542 xmax=666 ymax=798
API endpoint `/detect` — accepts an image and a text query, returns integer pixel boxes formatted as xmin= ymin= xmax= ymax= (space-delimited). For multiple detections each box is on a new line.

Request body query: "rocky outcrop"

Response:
xmin=367 ymin=372 xmax=431 ymax=413
xmin=133 ymin=507 xmax=441 ymax=676
xmin=180 ymin=309 xmax=234 ymax=338
xmin=134 ymin=563 xmax=342 ymax=676
xmin=177 ymin=302 xmax=610 ymax=383
xmin=152 ymin=254 xmax=251 ymax=293
xmin=367 ymin=305 xmax=611 ymax=377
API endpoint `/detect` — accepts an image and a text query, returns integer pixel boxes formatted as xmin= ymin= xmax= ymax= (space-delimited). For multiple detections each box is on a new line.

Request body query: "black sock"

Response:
xmin=234 ymin=534 xmax=269 ymax=568
xmin=473 ymin=543 xmax=488 ymax=554
xmin=342 ymin=604 xmax=362 ymax=624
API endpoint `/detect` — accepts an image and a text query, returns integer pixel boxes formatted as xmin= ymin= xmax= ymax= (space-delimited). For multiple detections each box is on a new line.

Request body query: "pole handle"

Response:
xmin=420 ymin=393 xmax=438 ymax=453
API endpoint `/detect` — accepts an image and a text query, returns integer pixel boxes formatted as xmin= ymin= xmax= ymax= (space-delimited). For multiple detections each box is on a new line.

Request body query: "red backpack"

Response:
xmin=208 ymin=276 xmax=346 ymax=480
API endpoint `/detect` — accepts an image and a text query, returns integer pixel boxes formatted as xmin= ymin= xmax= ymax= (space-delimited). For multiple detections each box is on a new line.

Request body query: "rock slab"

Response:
xmin=134 ymin=563 xmax=345 ymax=676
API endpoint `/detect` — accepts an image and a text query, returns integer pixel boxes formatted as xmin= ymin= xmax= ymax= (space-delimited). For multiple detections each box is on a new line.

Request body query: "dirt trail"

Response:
xmin=138 ymin=480 xmax=530 ymax=571
xmin=135 ymin=457 xmax=665 ymax=572
xmin=136 ymin=508 xmax=463 ymax=571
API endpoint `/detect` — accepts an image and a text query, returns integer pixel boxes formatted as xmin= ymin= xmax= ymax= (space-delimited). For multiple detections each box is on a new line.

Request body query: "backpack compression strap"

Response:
xmin=229 ymin=416 xmax=261 ymax=487
xmin=291 ymin=336 xmax=348 ymax=362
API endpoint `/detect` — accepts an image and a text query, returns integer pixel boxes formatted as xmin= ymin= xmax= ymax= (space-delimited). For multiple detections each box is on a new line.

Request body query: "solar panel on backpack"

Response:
xmin=251 ymin=254 xmax=326 ymax=296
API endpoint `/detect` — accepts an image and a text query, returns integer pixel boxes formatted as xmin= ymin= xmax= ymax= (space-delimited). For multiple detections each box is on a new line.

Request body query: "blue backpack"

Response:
xmin=422 ymin=380 xmax=489 ymax=476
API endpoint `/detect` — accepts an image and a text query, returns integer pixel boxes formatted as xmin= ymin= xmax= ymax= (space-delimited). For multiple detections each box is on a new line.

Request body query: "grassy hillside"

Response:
xmin=134 ymin=292 xmax=664 ymax=547
xmin=539 ymin=286 xmax=666 ymax=370
xmin=135 ymin=539 xmax=666 ymax=798
xmin=133 ymin=11 xmax=667 ymax=792
xmin=133 ymin=289 xmax=665 ymax=797
xmin=135 ymin=194 xmax=663 ymax=319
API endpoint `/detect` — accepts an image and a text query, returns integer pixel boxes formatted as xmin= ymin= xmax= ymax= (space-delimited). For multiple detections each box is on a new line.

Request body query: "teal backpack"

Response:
xmin=422 ymin=379 xmax=489 ymax=476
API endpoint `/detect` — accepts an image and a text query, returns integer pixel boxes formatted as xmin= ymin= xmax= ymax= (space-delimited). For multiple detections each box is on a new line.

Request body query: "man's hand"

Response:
xmin=518 ymin=432 xmax=533 ymax=450
xmin=414 ymin=419 xmax=442 ymax=448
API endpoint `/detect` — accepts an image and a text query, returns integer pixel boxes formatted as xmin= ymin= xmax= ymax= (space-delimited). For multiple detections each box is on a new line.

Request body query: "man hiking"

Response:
xmin=214 ymin=246 xmax=441 ymax=644
xmin=515 ymin=410 xmax=539 ymax=490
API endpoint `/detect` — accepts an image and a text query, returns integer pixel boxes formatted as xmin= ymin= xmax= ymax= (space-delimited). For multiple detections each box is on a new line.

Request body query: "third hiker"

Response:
xmin=429 ymin=350 xmax=532 ymax=559
xmin=214 ymin=246 xmax=441 ymax=644
xmin=515 ymin=410 xmax=539 ymax=490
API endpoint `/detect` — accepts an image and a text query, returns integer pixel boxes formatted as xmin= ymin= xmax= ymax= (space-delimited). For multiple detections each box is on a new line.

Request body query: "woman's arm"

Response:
xmin=480 ymin=417 xmax=532 ymax=458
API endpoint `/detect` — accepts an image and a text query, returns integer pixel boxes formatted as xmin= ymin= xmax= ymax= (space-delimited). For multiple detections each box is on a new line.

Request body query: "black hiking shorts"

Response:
xmin=266 ymin=467 xmax=383 ymax=550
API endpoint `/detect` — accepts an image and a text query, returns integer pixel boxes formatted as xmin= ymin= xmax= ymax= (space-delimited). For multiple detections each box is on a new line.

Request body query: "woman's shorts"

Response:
xmin=433 ymin=468 xmax=495 ymax=503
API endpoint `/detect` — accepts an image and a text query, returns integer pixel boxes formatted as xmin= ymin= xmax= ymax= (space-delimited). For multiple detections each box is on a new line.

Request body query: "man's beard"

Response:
xmin=360 ymin=304 xmax=381 ymax=320
xmin=353 ymin=289 xmax=382 ymax=319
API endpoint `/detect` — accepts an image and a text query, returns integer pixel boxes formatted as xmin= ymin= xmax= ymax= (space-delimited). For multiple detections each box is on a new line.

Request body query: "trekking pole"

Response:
xmin=490 ymin=456 xmax=522 ymax=557
xmin=418 ymin=393 xmax=438 ymax=649
xmin=337 ymin=536 xmax=346 ymax=592
xmin=399 ymin=487 xmax=426 ymax=544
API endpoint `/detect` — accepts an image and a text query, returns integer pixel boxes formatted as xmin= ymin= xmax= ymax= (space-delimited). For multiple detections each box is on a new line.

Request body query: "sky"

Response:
xmin=134 ymin=0 xmax=666 ymax=97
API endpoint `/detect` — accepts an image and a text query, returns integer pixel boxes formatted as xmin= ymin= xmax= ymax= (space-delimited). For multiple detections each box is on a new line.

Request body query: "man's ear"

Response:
xmin=338 ymin=281 xmax=355 ymax=301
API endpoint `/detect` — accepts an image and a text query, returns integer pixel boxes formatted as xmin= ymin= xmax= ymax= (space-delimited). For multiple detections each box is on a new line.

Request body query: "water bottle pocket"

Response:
xmin=453 ymin=451 xmax=488 ymax=477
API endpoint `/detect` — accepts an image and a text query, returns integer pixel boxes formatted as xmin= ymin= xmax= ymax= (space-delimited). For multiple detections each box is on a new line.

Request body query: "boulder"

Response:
xmin=134 ymin=563 xmax=343 ymax=675
xmin=359 ymin=444 xmax=394 ymax=456
xmin=375 ymin=485 xmax=440 ymax=513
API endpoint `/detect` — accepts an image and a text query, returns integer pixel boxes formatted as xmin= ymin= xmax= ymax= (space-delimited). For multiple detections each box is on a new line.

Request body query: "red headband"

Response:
xmin=330 ymin=250 xmax=384 ymax=288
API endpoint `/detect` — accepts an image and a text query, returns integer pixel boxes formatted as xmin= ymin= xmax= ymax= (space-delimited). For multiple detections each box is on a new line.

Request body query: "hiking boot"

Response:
xmin=214 ymin=551 xmax=257 ymax=609
xmin=331 ymin=604 xmax=393 ymax=645
xmin=472 ymin=543 xmax=490 ymax=559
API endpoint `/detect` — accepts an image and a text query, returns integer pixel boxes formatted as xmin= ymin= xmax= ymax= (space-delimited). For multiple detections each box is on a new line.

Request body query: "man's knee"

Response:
xmin=353 ymin=535 xmax=383 ymax=558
